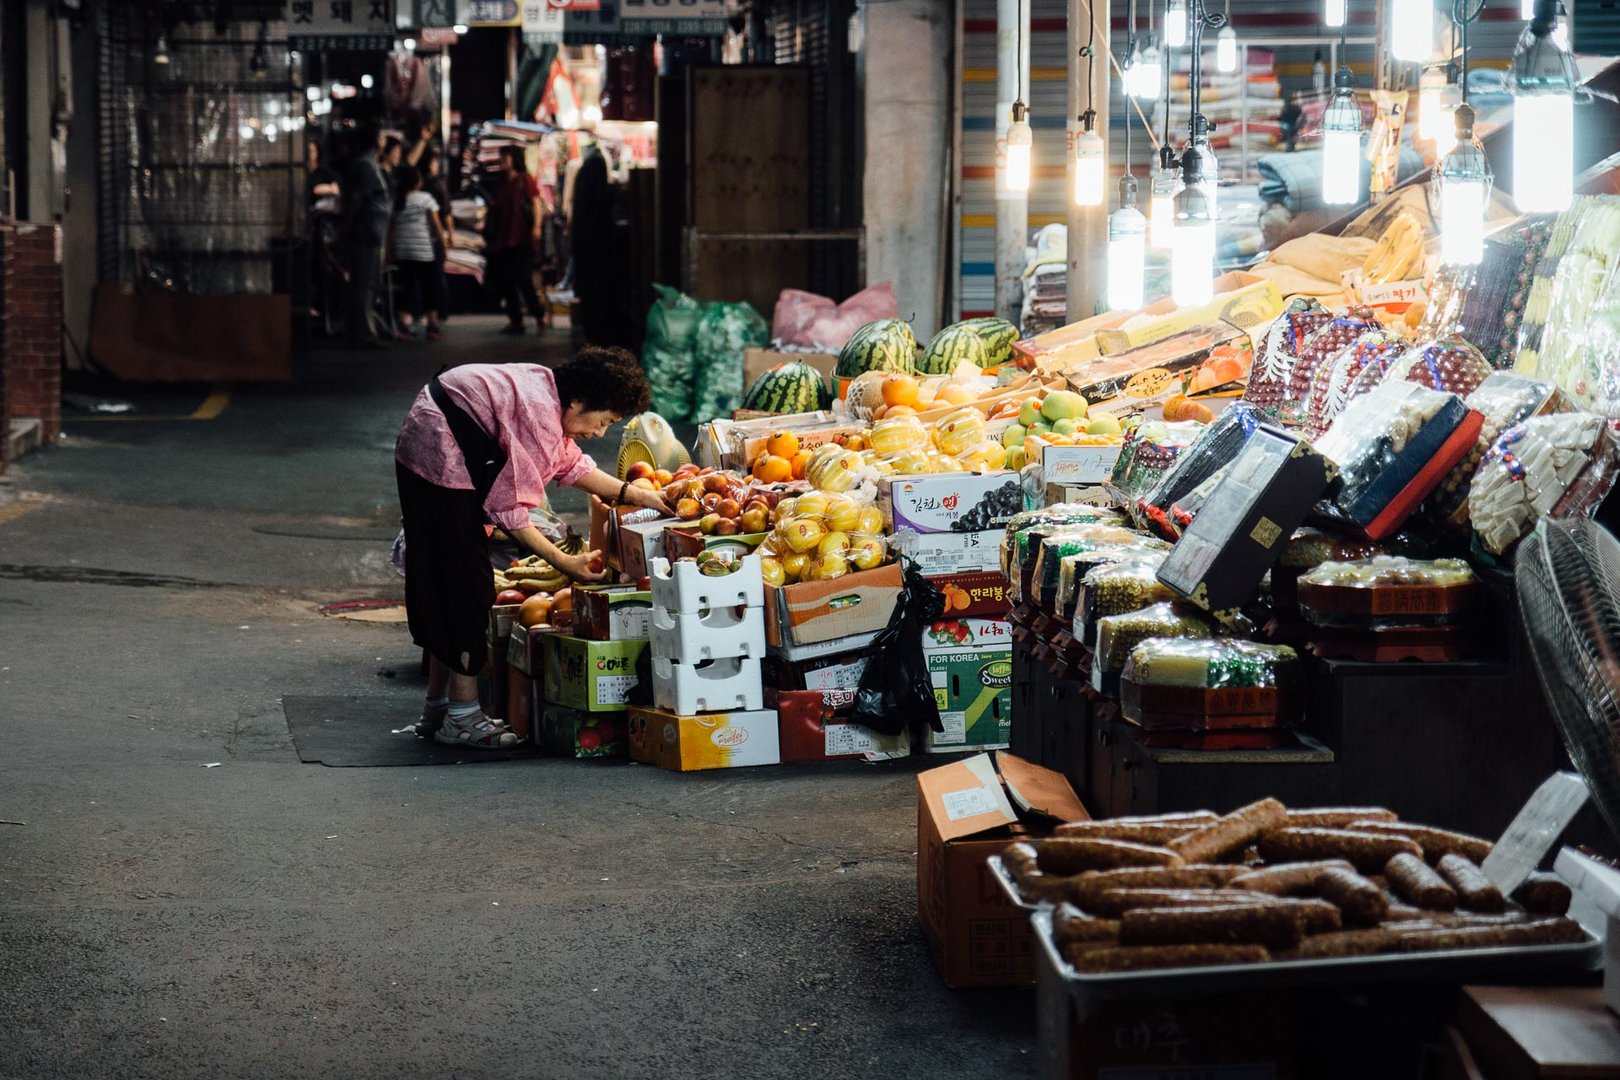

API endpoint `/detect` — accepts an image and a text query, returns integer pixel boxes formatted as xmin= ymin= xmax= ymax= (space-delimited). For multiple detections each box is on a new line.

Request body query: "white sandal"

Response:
xmin=434 ymin=711 xmax=519 ymax=749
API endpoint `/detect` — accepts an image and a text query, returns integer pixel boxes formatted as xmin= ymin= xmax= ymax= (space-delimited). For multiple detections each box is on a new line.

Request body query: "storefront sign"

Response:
xmin=618 ymin=0 xmax=725 ymax=34
xmin=465 ymin=0 xmax=519 ymax=24
xmin=288 ymin=0 xmax=397 ymax=50
xmin=522 ymin=0 xmax=567 ymax=37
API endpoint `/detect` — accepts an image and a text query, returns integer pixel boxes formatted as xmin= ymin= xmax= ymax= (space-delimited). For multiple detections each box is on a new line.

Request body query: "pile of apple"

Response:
xmin=758 ymin=491 xmax=889 ymax=587
xmin=990 ymin=388 xmax=1124 ymax=467
xmin=660 ymin=463 xmax=787 ymax=537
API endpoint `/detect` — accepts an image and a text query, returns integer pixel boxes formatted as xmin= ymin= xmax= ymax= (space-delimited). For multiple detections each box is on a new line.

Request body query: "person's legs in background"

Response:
xmin=429 ymin=257 xmax=449 ymax=339
xmin=488 ymin=249 xmax=525 ymax=334
xmin=513 ymin=246 xmax=546 ymax=333
xmin=347 ymin=242 xmax=385 ymax=347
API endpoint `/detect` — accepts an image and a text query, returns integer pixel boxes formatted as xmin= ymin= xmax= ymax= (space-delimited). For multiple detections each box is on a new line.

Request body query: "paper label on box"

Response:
xmin=596 ymin=674 xmax=639 ymax=705
xmin=825 ymin=724 xmax=878 ymax=756
xmin=940 ymin=784 xmax=1000 ymax=820
xmin=610 ymin=607 xmax=653 ymax=639
xmin=803 ymin=656 xmax=868 ymax=691
xmin=935 ymin=710 xmax=967 ymax=742
xmin=1042 ymin=445 xmax=1122 ymax=486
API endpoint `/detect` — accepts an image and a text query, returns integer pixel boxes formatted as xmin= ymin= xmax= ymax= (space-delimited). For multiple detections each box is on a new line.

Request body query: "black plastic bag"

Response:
xmin=851 ymin=558 xmax=948 ymax=738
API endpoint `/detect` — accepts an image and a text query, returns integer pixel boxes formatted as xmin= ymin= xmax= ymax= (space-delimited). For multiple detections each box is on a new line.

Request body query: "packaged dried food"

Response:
xmin=1281 ymin=309 xmax=1384 ymax=427
xmin=1420 ymin=219 xmax=1555 ymax=371
xmin=1137 ymin=403 xmax=1265 ymax=540
xmin=1278 ymin=528 xmax=1393 ymax=570
xmin=1513 ymin=196 xmax=1620 ymax=413
xmin=1121 ymin=639 xmax=1305 ymax=731
xmin=1056 ymin=539 xmax=1171 ymax=621
xmin=1297 ymin=556 xmax=1482 ymax=628
xmin=1108 ymin=419 xmax=1205 ymax=502
xmin=1246 ymin=297 xmax=1334 ymax=420
xmin=1301 ymin=330 xmax=1411 ymax=441
xmin=1425 ymin=372 xmax=1568 ymax=530
xmin=1313 ymin=381 xmax=1482 ymax=540
xmin=1091 ymin=603 xmax=1215 ymax=694
xmin=1001 ymin=503 xmax=1127 ymax=585
xmin=1032 ymin=526 xmax=1163 ymax=615
xmin=1470 ymin=413 xmax=1620 ymax=556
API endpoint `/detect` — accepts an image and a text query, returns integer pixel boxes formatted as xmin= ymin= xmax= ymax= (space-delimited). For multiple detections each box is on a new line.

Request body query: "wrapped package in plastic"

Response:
xmin=1107 ymin=419 xmax=1206 ymax=504
xmin=1389 ymin=336 xmax=1494 ymax=398
xmin=692 ymin=301 xmax=770 ymax=423
xmin=1297 ymin=555 xmax=1481 ymax=630
xmin=1245 ymin=297 xmax=1334 ymax=420
xmin=643 ymin=284 xmax=702 ymax=421
xmin=1121 ymin=639 xmax=1305 ymax=731
xmin=1419 ymin=219 xmax=1556 ymax=371
xmin=1273 ymin=528 xmax=1397 ymax=618
xmin=1166 ymin=465 xmax=1231 ymax=536
xmin=1313 ymin=380 xmax=1481 ymax=539
xmin=1136 ymin=403 xmax=1264 ymax=540
xmin=1280 ymin=308 xmax=1384 ymax=426
xmin=1001 ymin=503 xmax=1128 ymax=587
xmin=1055 ymin=538 xmax=1171 ymax=621
xmin=1301 ymin=330 xmax=1411 ymax=441
xmin=1469 ymin=412 xmax=1620 ymax=555
xmin=1031 ymin=526 xmax=1165 ymax=614
xmin=1514 ymin=196 xmax=1620 ymax=412
xmin=1091 ymin=603 xmax=1214 ymax=693
xmin=1425 ymin=371 xmax=1569 ymax=530
xmin=1077 ymin=555 xmax=1177 ymax=643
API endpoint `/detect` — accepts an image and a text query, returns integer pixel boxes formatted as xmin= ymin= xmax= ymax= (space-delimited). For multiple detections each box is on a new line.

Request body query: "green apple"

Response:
xmin=1005 ymin=445 xmax=1028 ymax=471
xmin=1001 ymin=423 xmax=1028 ymax=449
xmin=1052 ymin=417 xmax=1081 ymax=436
xmin=1040 ymin=389 xmax=1087 ymax=423
xmin=1085 ymin=414 xmax=1123 ymax=436
xmin=1018 ymin=398 xmax=1043 ymax=427
xmin=1028 ymin=420 xmax=1052 ymax=439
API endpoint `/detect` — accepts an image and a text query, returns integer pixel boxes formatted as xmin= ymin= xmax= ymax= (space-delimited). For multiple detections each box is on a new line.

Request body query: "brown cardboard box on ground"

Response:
xmin=917 ymin=751 xmax=1088 ymax=989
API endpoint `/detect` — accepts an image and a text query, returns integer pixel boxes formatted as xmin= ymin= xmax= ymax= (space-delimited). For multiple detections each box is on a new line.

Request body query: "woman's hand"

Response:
xmin=552 ymin=548 xmax=610 ymax=584
xmin=623 ymin=483 xmax=672 ymax=513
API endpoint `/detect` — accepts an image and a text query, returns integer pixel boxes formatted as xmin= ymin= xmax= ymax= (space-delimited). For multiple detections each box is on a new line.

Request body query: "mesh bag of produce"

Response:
xmin=1301 ymin=330 xmax=1411 ymax=441
xmin=1245 ymin=297 xmax=1334 ymax=421
xmin=692 ymin=301 xmax=769 ymax=424
xmin=643 ymin=283 xmax=702 ymax=421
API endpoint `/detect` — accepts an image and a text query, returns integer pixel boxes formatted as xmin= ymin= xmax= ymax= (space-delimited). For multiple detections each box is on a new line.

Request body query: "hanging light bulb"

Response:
xmin=1216 ymin=25 xmax=1238 ymax=73
xmin=249 ymin=22 xmax=269 ymax=79
xmin=1005 ymin=101 xmax=1034 ymax=193
xmin=1321 ymin=67 xmax=1364 ymax=205
xmin=1391 ymin=0 xmax=1434 ymax=63
xmin=1108 ymin=175 xmax=1148 ymax=311
xmin=1436 ymin=103 xmax=1492 ymax=266
xmin=1165 ymin=0 xmax=1189 ymax=49
xmin=1150 ymin=147 xmax=1182 ymax=249
xmin=153 ymin=32 xmax=172 ymax=65
xmin=1418 ymin=66 xmax=1452 ymax=150
xmin=1128 ymin=40 xmax=1164 ymax=99
xmin=1513 ymin=0 xmax=1578 ymax=213
xmin=1324 ymin=0 xmax=1346 ymax=29
xmin=1073 ymin=113 xmax=1105 ymax=206
xmin=1522 ymin=0 xmax=1535 ymax=19
xmin=1171 ymin=152 xmax=1218 ymax=307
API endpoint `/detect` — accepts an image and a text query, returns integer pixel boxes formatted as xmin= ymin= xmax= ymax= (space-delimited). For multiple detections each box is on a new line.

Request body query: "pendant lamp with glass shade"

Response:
xmin=1324 ymin=0 xmax=1346 ymax=29
xmin=1512 ymin=0 xmax=1578 ymax=213
xmin=1216 ymin=24 xmax=1238 ymax=72
xmin=1165 ymin=0 xmax=1189 ymax=48
xmin=1172 ymin=150 xmax=1218 ymax=306
xmin=1110 ymin=175 xmax=1148 ymax=312
xmin=1436 ymin=0 xmax=1492 ymax=266
xmin=1418 ymin=65 xmax=1454 ymax=152
xmin=1150 ymin=147 xmax=1182 ymax=250
xmin=1072 ymin=19 xmax=1105 ymax=207
xmin=1391 ymin=0 xmax=1434 ymax=63
xmin=1004 ymin=0 xmax=1033 ymax=194
xmin=1321 ymin=66 xmax=1363 ymax=205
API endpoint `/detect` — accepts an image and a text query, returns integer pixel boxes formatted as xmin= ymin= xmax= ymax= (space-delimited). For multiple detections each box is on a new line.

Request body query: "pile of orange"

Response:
xmin=752 ymin=430 xmax=807 ymax=483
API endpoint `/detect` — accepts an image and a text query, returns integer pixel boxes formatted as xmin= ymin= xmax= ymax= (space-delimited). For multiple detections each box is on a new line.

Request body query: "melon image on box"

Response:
xmin=541 ymin=634 xmax=647 ymax=713
xmin=651 ymin=654 xmax=763 ymax=714
xmin=648 ymin=603 xmax=766 ymax=664
xmin=627 ymin=706 xmax=781 ymax=771
xmin=650 ymin=554 xmax=764 ymax=613
xmin=923 ymin=641 xmax=1013 ymax=752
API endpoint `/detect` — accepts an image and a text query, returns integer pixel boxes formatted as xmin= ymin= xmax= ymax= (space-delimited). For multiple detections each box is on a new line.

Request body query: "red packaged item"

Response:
xmin=1301 ymin=330 xmax=1411 ymax=441
xmin=1393 ymin=336 xmax=1493 ymax=398
xmin=1282 ymin=308 xmax=1382 ymax=427
xmin=1245 ymin=297 xmax=1333 ymax=421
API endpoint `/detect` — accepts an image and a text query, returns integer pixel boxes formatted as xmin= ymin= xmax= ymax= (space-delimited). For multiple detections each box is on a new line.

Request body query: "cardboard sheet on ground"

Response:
xmin=282 ymin=695 xmax=535 ymax=767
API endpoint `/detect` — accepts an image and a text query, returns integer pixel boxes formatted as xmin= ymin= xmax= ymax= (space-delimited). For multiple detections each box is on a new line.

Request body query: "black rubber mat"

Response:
xmin=282 ymin=695 xmax=534 ymax=767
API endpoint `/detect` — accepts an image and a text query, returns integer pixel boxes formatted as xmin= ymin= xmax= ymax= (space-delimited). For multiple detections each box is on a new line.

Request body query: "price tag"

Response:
xmin=824 ymin=724 xmax=877 ymax=757
xmin=1482 ymin=771 xmax=1590 ymax=894
xmin=941 ymin=784 xmax=1001 ymax=821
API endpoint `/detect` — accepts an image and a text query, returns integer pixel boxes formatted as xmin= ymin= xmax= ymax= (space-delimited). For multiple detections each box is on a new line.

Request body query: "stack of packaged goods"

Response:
xmin=630 ymin=553 xmax=780 ymax=771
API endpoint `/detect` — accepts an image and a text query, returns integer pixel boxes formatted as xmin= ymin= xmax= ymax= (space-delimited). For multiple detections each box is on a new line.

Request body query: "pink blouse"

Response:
xmin=395 ymin=364 xmax=595 ymax=533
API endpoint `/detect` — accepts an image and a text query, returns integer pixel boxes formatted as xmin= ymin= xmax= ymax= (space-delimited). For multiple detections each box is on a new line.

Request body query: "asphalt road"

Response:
xmin=0 ymin=318 xmax=1036 ymax=1080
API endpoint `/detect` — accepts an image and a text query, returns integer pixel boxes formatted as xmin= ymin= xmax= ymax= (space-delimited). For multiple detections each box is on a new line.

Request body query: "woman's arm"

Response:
xmin=508 ymin=524 xmax=607 ymax=584
xmin=572 ymin=467 xmax=669 ymax=512
xmin=427 ymin=203 xmax=447 ymax=252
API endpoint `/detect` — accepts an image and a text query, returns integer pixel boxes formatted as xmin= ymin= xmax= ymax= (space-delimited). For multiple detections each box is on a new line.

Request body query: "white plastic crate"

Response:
xmin=649 ymin=554 xmax=763 ymax=614
xmin=651 ymin=654 xmax=764 ymax=714
xmin=649 ymin=603 xmax=766 ymax=664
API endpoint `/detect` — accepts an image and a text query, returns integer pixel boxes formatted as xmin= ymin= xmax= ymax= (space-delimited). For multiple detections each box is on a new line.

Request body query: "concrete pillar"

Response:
xmin=861 ymin=0 xmax=953 ymax=340
xmin=1067 ymin=0 xmax=1109 ymax=320
xmin=994 ymin=0 xmax=1029 ymax=325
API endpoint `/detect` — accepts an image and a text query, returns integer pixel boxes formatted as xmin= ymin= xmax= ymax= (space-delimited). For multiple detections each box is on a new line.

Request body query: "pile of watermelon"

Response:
xmin=741 ymin=361 xmax=831 ymax=414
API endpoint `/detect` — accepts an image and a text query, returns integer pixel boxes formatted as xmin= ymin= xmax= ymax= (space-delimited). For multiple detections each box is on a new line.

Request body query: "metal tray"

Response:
xmin=988 ymin=855 xmax=1053 ymax=913
xmin=1031 ymin=908 xmax=1601 ymax=1001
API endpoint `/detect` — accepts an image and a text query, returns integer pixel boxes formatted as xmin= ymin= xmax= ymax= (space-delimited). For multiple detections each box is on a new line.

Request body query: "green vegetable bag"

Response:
xmin=642 ymin=284 xmax=702 ymax=421
xmin=692 ymin=301 xmax=768 ymax=424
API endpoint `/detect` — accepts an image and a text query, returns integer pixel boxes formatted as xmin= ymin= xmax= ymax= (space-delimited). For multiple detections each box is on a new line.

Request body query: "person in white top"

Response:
xmin=390 ymin=165 xmax=447 ymax=341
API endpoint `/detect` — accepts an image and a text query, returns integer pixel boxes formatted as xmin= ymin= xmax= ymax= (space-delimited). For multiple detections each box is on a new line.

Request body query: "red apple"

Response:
xmin=624 ymin=462 xmax=656 ymax=483
xmin=702 ymin=473 xmax=730 ymax=495
xmin=675 ymin=497 xmax=702 ymax=521
xmin=700 ymin=492 xmax=723 ymax=512
xmin=715 ymin=498 xmax=741 ymax=519
xmin=495 ymin=589 xmax=527 ymax=606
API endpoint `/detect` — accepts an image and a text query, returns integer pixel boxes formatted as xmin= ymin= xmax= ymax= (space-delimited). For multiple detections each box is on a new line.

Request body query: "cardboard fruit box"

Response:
xmin=764 ymin=562 xmax=904 ymax=648
xmin=922 ymin=630 xmax=1014 ymax=753
xmin=541 ymin=634 xmax=648 ymax=713
xmin=927 ymin=570 xmax=1012 ymax=619
xmin=661 ymin=525 xmax=769 ymax=563
xmin=768 ymin=688 xmax=909 ymax=762
xmin=572 ymin=584 xmax=654 ymax=642
xmin=917 ymin=752 xmax=1088 ymax=988
xmin=539 ymin=705 xmax=627 ymax=758
xmin=627 ymin=706 xmax=781 ymax=771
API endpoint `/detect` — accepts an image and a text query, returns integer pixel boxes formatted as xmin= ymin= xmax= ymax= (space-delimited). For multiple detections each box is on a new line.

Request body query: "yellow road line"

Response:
xmin=191 ymin=388 xmax=231 ymax=420
xmin=66 ymin=385 xmax=232 ymax=423
xmin=0 ymin=495 xmax=49 ymax=526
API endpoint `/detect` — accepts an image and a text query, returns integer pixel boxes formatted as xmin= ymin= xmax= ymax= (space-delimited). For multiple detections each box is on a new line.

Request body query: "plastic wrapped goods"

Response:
xmin=1301 ymin=330 xmax=1411 ymax=441
xmin=1427 ymin=372 xmax=1568 ymax=530
xmin=643 ymin=284 xmax=702 ymax=420
xmin=1055 ymin=539 xmax=1171 ymax=621
xmin=692 ymin=301 xmax=769 ymax=424
xmin=1313 ymin=380 xmax=1478 ymax=539
xmin=1108 ymin=420 xmax=1206 ymax=503
xmin=1001 ymin=504 xmax=1128 ymax=586
xmin=1031 ymin=526 xmax=1164 ymax=613
xmin=1469 ymin=413 xmax=1620 ymax=556
xmin=1137 ymin=404 xmax=1264 ymax=540
xmin=1121 ymin=639 xmax=1304 ymax=731
xmin=1246 ymin=297 xmax=1334 ymax=420
xmin=1389 ymin=336 xmax=1493 ymax=398
xmin=1296 ymin=555 xmax=1481 ymax=629
xmin=1077 ymin=556 xmax=1177 ymax=641
xmin=1514 ymin=196 xmax=1620 ymax=412
xmin=1281 ymin=309 xmax=1384 ymax=426
xmin=1092 ymin=603 xmax=1214 ymax=691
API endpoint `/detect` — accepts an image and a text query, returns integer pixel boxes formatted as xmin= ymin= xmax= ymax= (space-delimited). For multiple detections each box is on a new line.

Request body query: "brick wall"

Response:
xmin=0 ymin=223 xmax=63 ymax=458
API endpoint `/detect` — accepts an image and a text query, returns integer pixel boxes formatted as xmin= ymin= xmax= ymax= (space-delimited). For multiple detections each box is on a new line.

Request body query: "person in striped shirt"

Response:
xmin=390 ymin=165 xmax=448 ymax=341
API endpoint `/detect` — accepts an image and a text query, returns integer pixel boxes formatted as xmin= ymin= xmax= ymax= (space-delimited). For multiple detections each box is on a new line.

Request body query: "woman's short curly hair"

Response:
xmin=553 ymin=346 xmax=651 ymax=417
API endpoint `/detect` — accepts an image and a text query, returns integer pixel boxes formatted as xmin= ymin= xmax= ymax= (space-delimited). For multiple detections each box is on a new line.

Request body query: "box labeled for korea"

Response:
xmin=893 ymin=529 xmax=1002 ymax=574
xmin=1037 ymin=440 xmax=1123 ymax=487
xmin=878 ymin=474 xmax=1022 ymax=534
xmin=923 ymin=632 xmax=1014 ymax=752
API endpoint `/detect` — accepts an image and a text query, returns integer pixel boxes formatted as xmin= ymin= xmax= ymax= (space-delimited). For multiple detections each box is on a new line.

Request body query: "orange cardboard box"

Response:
xmin=917 ymin=752 xmax=1089 ymax=989
xmin=764 ymin=562 xmax=904 ymax=648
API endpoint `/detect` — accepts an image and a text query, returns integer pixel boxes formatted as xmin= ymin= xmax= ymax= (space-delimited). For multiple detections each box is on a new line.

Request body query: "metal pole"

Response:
xmin=995 ymin=0 xmax=1029 ymax=323
xmin=1067 ymin=0 xmax=1110 ymax=319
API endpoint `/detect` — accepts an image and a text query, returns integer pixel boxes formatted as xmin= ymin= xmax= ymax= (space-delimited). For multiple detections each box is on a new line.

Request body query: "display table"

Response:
xmin=1450 ymin=985 xmax=1620 ymax=1079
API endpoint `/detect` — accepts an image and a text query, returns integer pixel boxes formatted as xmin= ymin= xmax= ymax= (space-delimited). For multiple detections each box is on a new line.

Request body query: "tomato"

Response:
xmin=576 ymin=728 xmax=603 ymax=752
xmin=494 ymin=589 xmax=527 ymax=606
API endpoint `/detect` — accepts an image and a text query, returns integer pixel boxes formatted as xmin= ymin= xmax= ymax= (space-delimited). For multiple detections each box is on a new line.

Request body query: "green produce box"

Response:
xmin=539 ymin=705 xmax=628 ymax=758
xmin=541 ymin=634 xmax=648 ymax=713
xmin=924 ymin=642 xmax=1013 ymax=752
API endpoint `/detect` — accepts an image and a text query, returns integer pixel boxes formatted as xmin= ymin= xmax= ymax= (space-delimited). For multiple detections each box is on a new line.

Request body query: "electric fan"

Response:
xmin=614 ymin=413 xmax=690 ymax=480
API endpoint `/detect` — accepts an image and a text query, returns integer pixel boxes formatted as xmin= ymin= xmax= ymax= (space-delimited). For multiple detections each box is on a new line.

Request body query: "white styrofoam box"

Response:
xmin=649 ymin=603 xmax=766 ymax=664
xmin=651 ymin=654 xmax=764 ymax=714
xmin=650 ymin=553 xmax=764 ymax=614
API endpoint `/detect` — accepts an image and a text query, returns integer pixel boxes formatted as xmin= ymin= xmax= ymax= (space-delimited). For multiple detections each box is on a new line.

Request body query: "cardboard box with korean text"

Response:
xmin=764 ymin=562 xmax=903 ymax=648
xmin=573 ymin=584 xmax=654 ymax=641
xmin=927 ymin=570 xmax=1012 ymax=619
xmin=541 ymin=634 xmax=648 ymax=713
xmin=606 ymin=506 xmax=671 ymax=575
xmin=626 ymin=706 xmax=781 ymax=771
xmin=917 ymin=752 xmax=1088 ymax=988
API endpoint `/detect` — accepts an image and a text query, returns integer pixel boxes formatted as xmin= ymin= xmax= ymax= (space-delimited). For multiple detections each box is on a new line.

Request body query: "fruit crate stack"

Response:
xmin=629 ymin=553 xmax=782 ymax=770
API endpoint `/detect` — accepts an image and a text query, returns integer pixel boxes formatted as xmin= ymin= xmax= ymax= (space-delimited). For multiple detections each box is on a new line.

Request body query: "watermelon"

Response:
xmin=835 ymin=318 xmax=917 ymax=378
xmin=918 ymin=324 xmax=991 ymax=374
xmin=956 ymin=316 xmax=1020 ymax=367
xmin=741 ymin=361 xmax=829 ymax=414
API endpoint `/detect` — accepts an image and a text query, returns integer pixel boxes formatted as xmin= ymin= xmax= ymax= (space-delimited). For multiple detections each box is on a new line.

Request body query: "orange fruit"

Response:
xmin=881 ymin=373 xmax=921 ymax=409
xmin=952 ymin=590 xmax=970 ymax=612
xmin=755 ymin=454 xmax=792 ymax=484
xmin=549 ymin=588 xmax=573 ymax=625
xmin=765 ymin=431 xmax=800 ymax=459
xmin=885 ymin=405 xmax=917 ymax=418
xmin=789 ymin=450 xmax=811 ymax=480
xmin=518 ymin=592 xmax=554 ymax=627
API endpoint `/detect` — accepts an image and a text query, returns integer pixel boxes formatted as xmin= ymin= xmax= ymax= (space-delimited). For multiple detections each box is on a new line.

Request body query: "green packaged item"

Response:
xmin=692 ymin=301 xmax=769 ymax=423
xmin=1121 ymin=639 xmax=1304 ymax=731
xmin=643 ymin=284 xmax=702 ymax=421
xmin=1091 ymin=602 xmax=1214 ymax=693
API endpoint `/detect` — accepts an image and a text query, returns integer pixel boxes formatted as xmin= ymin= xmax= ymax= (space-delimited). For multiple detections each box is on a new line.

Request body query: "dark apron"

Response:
xmin=427 ymin=370 xmax=507 ymax=502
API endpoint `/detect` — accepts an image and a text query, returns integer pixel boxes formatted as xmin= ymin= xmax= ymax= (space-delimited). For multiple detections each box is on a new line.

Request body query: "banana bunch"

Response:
xmin=495 ymin=555 xmax=569 ymax=593
xmin=1360 ymin=213 xmax=1427 ymax=284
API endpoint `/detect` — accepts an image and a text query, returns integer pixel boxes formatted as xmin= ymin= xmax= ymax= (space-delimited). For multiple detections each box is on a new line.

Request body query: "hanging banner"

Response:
xmin=618 ymin=0 xmax=725 ymax=35
xmin=287 ymin=0 xmax=397 ymax=50
xmin=465 ymin=0 xmax=520 ymax=24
